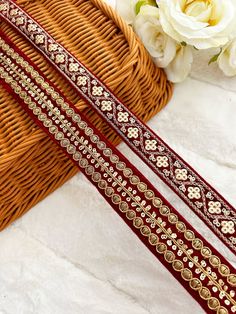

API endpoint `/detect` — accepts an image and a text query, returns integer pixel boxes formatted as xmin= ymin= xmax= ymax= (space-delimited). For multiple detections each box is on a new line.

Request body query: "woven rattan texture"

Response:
xmin=0 ymin=0 xmax=172 ymax=230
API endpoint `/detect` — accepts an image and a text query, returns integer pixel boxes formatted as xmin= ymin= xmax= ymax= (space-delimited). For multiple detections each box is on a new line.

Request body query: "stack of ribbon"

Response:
xmin=0 ymin=0 xmax=172 ymax=230
xmin=0 ymin=0 xmax=236 ymax=312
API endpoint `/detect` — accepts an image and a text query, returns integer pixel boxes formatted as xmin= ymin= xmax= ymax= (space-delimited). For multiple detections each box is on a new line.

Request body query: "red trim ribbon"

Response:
xmin=0 ymin=0 xmax=235 ymax=255
xmin=1 ymin=31 xmax=236 ymax=313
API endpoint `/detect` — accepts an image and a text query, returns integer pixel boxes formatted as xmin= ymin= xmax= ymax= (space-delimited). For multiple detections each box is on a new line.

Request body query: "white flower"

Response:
xmin=134 ymin=5 xmax=177 ymax=68
xmin=116 ymin=0 xmax=137 ymax=24
xmin=218 ymin=39 xmax=236 ymax=76
xmin=158 ymin=0 xmax=236 ymax=49
xmin=133 ymin=5 xmax=193 ymax=81
xmin=165 ymin=44 xmax=193 ymax=83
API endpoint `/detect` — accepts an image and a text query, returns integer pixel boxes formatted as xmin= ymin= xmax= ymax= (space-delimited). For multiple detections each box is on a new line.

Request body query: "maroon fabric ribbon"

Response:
xmin=1 ymin=0 xmax=235 ymax=255
xmin=1 ymin=32 xmax=236 ymax=313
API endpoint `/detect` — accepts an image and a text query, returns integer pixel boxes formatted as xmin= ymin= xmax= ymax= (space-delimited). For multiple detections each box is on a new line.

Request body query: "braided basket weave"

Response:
xmin=0 ymin=0 xmax=172 ymax=230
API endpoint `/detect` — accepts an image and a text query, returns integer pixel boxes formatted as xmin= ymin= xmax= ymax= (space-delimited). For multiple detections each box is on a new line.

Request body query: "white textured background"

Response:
xmin=0 ymin=2 xmax=236 ymax=313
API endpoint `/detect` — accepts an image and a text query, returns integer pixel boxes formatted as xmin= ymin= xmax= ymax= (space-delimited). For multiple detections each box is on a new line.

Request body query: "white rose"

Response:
xmin=166 ymin=45 xmax=193 ymax=83
xmin=116 ymin=0 xmax=137 ymax=24
xmin=116 ymin=0 xmax=157 ymax=24
xmin=134 ymin=5 xmax=177 ymax=67
xmin=134 ymin=5 xmax=193 ymax=82
xmin=158 ymin=0 xmax=236 ymax=49
xmin=218 ymin=40 xmax=236 ymax=76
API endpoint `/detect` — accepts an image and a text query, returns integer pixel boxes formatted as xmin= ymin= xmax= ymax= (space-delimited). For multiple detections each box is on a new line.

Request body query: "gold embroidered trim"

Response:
xmin=1 ymin=0 xmax=235 ymax=254
xmin=0 ymin=38 xmax=235 ymax=313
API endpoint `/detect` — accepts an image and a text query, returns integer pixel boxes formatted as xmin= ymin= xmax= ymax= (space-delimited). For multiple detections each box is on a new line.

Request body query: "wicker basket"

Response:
xmin=0 ymin=0 xmax=172 ymax=230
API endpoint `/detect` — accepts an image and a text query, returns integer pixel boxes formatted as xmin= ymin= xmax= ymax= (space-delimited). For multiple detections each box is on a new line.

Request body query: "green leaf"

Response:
xmin=135 ymin=0 xmax=157 ymax=15
xmin=208 ymin=49 xmax=222 ymax=65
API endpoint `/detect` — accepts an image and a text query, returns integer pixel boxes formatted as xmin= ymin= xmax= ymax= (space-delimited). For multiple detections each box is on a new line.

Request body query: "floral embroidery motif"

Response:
xmin=156 ymin=156 xmax=169 ymax=167
xmin=117 ymin=112 xmax=129 ymax=122
xmin=16 ymin=17 xmax=24 ymax=25
xmin=221 ymin=221 xmax=235 ymax=234
xmin=92 ymin=86 xmax=103 ymax=96
xmin=127 ymin=127 xmax=139 ymax=138
xmin=35 ymin=34 xmax=45 ymax=44
xmin=187 ymin=187 xmax=201 ymax=199
xmin=208 ymin=201 xmax=222 ymax=214
xmin=28 ymin=24 xmax=37 ymax=32
xmin=55 ymin=54 xmax=65 ymax=64
xmin=48 ymin=43 xmax=58 ymax=52
xmin=145 ymin=140 xmax=157 ymax=151
xmin=175 ymin=168 xmax=188 ymax=181
xmin=10 ymin=8 xmax=18 ymax=15
xmin=0 ymin=3 xmax=8 ymax=10
xmin=101 ymin=100 xmax=112 ymax=111
xmin=69 ymin=63 xmax=79 ymax=72
xmin=77 ymin=75 xmax=87 ymax=86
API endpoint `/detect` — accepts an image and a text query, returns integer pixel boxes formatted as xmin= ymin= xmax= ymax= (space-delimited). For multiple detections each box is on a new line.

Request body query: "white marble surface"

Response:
xmin=1 ymin=2 xmax=236 ymax=312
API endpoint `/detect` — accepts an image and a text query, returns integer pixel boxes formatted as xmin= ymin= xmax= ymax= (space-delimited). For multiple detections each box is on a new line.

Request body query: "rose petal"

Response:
xmin=166 ymin=45 xmax=193 ymax=82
